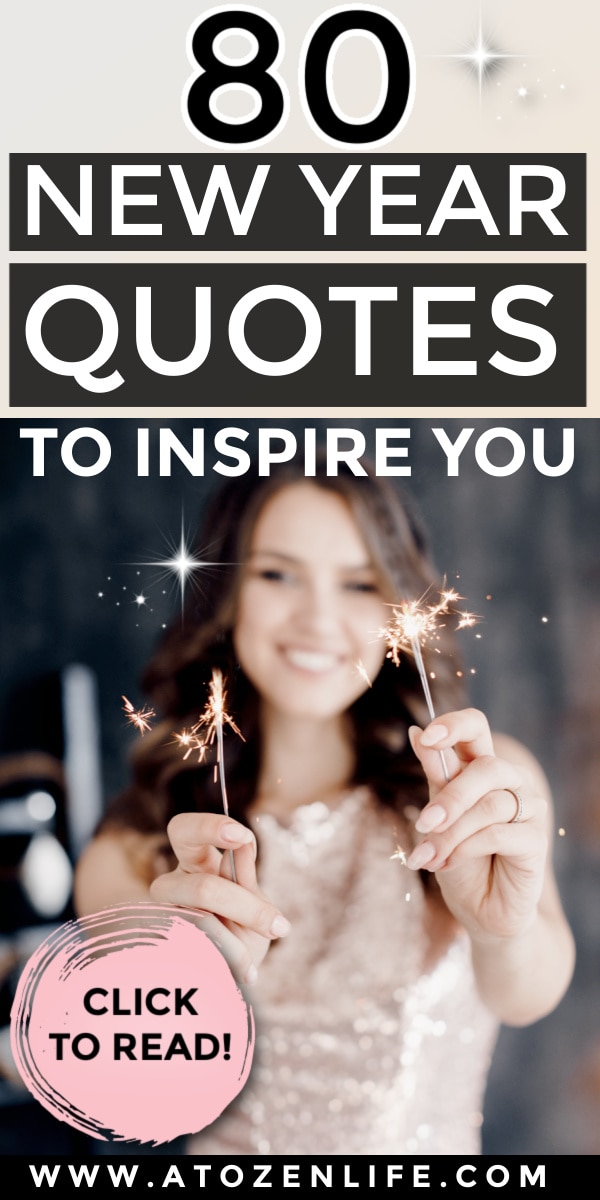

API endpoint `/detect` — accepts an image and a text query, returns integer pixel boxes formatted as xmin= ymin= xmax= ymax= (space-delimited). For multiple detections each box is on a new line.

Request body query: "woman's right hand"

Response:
xmin=149 ymin=813 xmax=291 ymax=985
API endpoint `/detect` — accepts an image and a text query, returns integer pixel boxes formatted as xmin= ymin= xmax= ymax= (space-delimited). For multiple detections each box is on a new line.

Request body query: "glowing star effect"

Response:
xmin=130 ymin=515 xmax=231 ymax=617
xmin=440 ymin=7 xmax=524 ymax=102
xmin=133 ymin=593 xmax=147 ymax=608
xmin=122 ymin=695 xmax=155 ymax=736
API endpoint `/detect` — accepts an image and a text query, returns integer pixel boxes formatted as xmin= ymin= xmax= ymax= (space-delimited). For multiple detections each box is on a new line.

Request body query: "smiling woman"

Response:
xmin=74 ymin=460 xmax=574 ymax=1156
xmin=234 ymin=484 xmax=388 ymax=723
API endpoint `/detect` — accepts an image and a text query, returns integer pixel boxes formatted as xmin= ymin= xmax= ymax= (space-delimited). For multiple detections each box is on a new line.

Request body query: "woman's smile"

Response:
xmin=279 ymin=647 xmax=346 ymax=674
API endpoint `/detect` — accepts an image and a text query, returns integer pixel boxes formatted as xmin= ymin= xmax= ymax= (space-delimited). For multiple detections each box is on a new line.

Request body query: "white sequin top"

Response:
xmin=191 ymin=789 xmax=499 ymax=1156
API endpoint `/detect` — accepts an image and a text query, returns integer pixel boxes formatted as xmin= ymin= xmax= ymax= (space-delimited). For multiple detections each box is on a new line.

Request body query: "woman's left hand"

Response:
xmin=407 ymin=709 xmax=549 ymax=944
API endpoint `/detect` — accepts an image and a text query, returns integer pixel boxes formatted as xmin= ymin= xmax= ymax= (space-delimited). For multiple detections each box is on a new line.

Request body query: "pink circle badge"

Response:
xmin=10 ymin=905 xmax=254 ymax=1145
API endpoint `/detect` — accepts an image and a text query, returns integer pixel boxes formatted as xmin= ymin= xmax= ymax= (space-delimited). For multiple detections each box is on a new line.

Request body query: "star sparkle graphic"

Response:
xmin=438 ymin=5 xmax=525 ymax=103
xmin=129 ymin=514 xmax=232 ymax=618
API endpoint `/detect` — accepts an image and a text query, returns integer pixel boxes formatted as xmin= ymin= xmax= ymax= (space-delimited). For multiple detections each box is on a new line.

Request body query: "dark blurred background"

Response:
xmin=0 ymin=417 xmax=597 ymax=1155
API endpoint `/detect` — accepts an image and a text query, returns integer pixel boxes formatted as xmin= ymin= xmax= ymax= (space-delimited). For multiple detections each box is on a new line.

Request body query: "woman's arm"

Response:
xmin=74 ymin=829 xmax=167 ymax=912
xmin=408 ymin=711 xmax=575 ymax=1026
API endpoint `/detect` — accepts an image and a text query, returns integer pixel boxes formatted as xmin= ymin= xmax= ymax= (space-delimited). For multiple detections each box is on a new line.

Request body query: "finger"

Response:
xmin=220 ymin=840 xmax=260 ymax=892
xmin=419 ymin=709 xmax=495 ymax=760
xmin=409 ymin=711 xmax=497 ymax=801
xmin=409 ymin=725 xmax=462 ymax=794
xmin=167 ymin=812 xmax=256 ymax=871
xmin=414 ymin=757 xmax=525 ymax=834
xmin=150 ymin=866 xmax=290 ymax=942
xmin=170 ymin=908 xmax=260 ymax=986
xmin=408 ymin=788 xmax=547 ymax=872
xmin=436 ymin=820 xmax=548 ymax=878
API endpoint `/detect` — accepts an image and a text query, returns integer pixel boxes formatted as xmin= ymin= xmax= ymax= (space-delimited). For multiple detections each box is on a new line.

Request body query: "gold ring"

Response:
xmin=506 ymin=788 xmax=524 ymax=823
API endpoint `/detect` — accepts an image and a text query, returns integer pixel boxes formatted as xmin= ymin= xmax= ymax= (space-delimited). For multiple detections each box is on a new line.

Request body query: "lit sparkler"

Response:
xmin=121 ymin=671 xmax=245 ymax=879
xmin=122 ymin=695 xmax=155 ymax=736
xmin=190 ymin=670 xmax=246 ymax=883
xmin=381 ymin=588 xmax=480 ymax=784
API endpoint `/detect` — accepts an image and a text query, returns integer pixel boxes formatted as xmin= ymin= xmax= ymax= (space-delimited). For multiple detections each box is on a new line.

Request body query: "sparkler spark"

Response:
xmin=192 ymin=669 xmax=245 ymax=748
xmin=171 ymin=728 xmax=207 ymax=762
xmin=382 ymin=589 xmax=480 ymax=665
xmin=355 ymin=659 xmax=373 ymax=689
xmin=380 ymin=588 xmax=480 ymax=784
xmin=456 ymin=612 xmax=478 ymax=630
xmin=122 ymin=695 xmax=155 ymax=736
xmin=390 ymin=843 xmax=408 ymax=866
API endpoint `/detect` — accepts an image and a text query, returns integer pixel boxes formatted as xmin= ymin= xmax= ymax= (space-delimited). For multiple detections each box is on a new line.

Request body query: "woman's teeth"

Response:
xmin=284 ymin=649 xmax=340 ymax=673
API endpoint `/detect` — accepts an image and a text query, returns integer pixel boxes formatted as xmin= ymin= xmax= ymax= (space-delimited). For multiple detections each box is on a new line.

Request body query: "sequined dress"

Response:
xmin=191 ymin=789 xmax=499 ymax=1156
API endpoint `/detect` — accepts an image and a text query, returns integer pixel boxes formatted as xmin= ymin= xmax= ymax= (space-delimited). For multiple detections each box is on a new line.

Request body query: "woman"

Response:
xmin=75 ymin=463 xmax=574 ymax=1155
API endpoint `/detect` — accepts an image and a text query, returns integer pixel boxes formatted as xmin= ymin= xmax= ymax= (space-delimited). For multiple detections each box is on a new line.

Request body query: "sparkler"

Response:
xmin=122 ymin=671 xmax=245 ymax=881
xmin=189 ymin=669 xmax=246 ymax=883
xmin=381 ymin=588 xmax=480 ymax=785
xmin=122 ymin=695 xmax=155 ymax=736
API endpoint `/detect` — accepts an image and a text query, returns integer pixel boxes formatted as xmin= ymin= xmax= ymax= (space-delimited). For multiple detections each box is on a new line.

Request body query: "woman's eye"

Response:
xmin=258 ymin=568 xmax=292 ymax=583
xmin=344 ymin=580 xmax=379 ymax=594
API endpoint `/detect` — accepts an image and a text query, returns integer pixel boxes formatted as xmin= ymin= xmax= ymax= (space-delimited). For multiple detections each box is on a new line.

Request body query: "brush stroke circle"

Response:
xmin=10 ymin=905 xmax=254 ymax=1144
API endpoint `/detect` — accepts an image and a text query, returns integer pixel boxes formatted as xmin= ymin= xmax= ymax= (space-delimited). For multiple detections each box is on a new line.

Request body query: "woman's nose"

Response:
xmin=296 ymin=581 xmax=340 ymax=635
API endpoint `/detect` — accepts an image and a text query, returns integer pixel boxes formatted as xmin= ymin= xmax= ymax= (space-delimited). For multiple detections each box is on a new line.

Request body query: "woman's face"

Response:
xmin=233 ymin=483 xmax=389 ymax=721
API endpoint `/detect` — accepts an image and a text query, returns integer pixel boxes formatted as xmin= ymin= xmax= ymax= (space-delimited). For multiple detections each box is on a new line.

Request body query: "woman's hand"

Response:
xmin=406 ymin=708 xmax=575 ymax=1025
xmin=406 ymin=709 xmax=549 ymax=944
xmin=149 ymin=813 xmax=290 ymax=985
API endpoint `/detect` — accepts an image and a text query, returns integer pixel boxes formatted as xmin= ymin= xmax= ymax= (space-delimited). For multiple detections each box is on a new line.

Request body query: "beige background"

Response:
xmin=2 ymin=0 xmax=596 ymax=417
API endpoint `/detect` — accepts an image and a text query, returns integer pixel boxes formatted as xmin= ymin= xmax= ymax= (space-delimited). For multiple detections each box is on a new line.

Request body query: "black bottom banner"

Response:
xmin=9 ymin=1154 xmax=577 ymax=1195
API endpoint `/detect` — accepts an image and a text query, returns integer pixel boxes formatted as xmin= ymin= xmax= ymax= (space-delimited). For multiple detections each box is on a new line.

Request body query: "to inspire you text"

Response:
xmin=19 ymin=424 xmax=575 ymax=479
